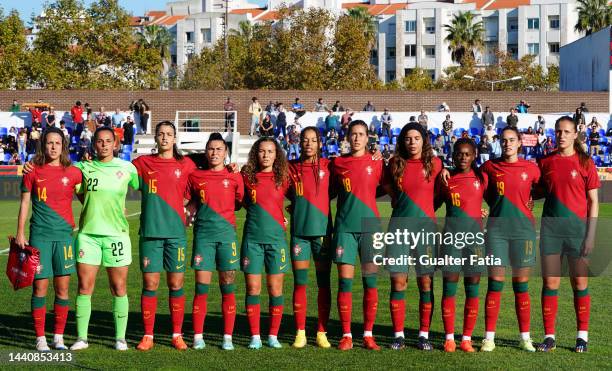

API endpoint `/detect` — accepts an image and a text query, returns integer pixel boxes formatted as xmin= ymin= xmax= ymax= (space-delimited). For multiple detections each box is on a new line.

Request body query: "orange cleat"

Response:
xmin=460 ymin=339 xmax=475 ymax=353
xmin=444 ymin=339 xmax=456 ymax=352
xmin=338 ymin=336 xmax=353 ymax=351
xmin=363 ymin=336 xmax=381 ymax=351
xmin=172 ymin=335 xmax=188 ymax=351
xmin=136 ymin=336 xmax=154 ymax=351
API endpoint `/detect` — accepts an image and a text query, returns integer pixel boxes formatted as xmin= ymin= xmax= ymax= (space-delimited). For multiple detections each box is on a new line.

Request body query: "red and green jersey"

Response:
xmin=332 ymin=154 xmax=383 ymax=233
xmin=383 ymin=157 xmax=442 ymax=221
xmin=481 ymin=158 xmax=540 ymax=237
xmin=21 ymin=164 xmax=82 ymax=240
xmin=439 ymin=170 xmax=488 ymax=230
xmin=288 ymin=158 xmax=332 ymax=237
xmin=186 ymin=168 xmax=244 ymax=241
xmin=242 ymin=172 xmax=290 ymax=243
xmin=132 ymin=155 xmax=197 ymax=239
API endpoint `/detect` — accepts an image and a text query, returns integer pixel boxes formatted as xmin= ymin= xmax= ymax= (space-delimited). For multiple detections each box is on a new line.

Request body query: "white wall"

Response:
xmin=560 ymin=26 xmax=610 ymax=92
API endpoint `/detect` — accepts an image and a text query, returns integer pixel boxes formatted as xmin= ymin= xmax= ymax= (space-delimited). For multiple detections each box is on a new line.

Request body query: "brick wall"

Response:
xmin=0 ymin=90 xmax=607 ymax=132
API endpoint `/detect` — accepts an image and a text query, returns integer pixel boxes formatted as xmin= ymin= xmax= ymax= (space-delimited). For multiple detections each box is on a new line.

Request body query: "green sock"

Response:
xmin=113 ymin=295 xmax=129 ymax=340
xmin=76 ymin=294 xmax=92 ymax=341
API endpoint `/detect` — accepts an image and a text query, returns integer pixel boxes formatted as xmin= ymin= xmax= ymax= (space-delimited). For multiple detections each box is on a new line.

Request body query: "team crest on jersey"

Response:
xmin=116 ymin=171 xmax=124 ymax=179
xmin=175 ymin=169 xmax=181 ymax=178
xmin=366 ymin=166 xmax=373 ymax=175
xmin=521 ymin=172 xmax=528 ymax=181
xmin=79 ymin=250 xmax=84 ymax=258
xmin=473 ymin=181 xmax=480 ymax=190
xmin=194 ymin=255 xmax=202 ymax=266
xmin=142 ymin=257 xmax=150 ymax=268
xmin=242 ymin=257 xmax=250 ymax=268
xmin=293 ymin=244 xmax=302 ymax=257
xmin=61 ymin=176 xmax=69 ymax=186
xmin=223 ymin=179 xmax=230 ymax=188
xmin=36 ymin=264 xmax=42 ymax=274
xmin=571 ymin=170 xmax=578 ymax=179
xmin=319 ymin=170 xmax=326 ymax=179
xmin=336 ymin=245 xmax=344 ymax=258
xmin=18 ymin=252 xmax=27 ymax=263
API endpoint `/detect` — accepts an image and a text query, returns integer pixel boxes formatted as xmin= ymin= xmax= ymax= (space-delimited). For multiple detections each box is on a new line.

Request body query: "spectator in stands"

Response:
xmin=59 ymin=121 xmax=69 ymax=139
xmin=113 ymin=123 xmax=124 ymax=150
xmin=277 ymin=135 xmax=288 ymax=156
xmin=29 ymin=106 xmax=42 ymax=126
xmin=482 ymin=106 xmax=494 ymax=128
xmin=292 ymin=98 xmax=306 ymax=118
xmin=9 ymin=152 xmax=19 ymax=165
xmin=327 ymin=128 xmax=339 ymax=146
xmin=472 ymin=99 xmax=483 ymax=113
xmin=438 ymin=101 xmax=450 ymax=112
xmin=8 ymin=127 xmax=17 ymax=140
xmin=461 ymin=130 xmax=469 ymax=139
xmin=17 ymin=128 xmax=27 ymax=162
xmin=9 ymin=99 xmax=20 ymax=113
xmin=81 ymin=125 xmax=92 ymax=141
xmin=130 ymin=99 xmax=150 ymax=134
xmin=506 ymin=108 xmax=519 ymax=127
xmin=340 ymin=137 xmax=350 ymax=155
xmin=29 ymin=123 xmax=41 ymax=154
xmin=589 ymin=116 xmax=601 ymax=131
xmin=96 ymin=106 xmax=110 ymax=127
xmin=478 ymin=135 xmax=491 ymax=164
xmin=314 ymin=98 xmax=328 ymax=112
xmin=290 ymin=116 xmax=302 ymax=133
xmin=112 ymin=108 xmax=125 ymax=128
xmin=340 ymin=109 xmax=353 ymax=137
xmin=490 ymin=135 xmax=502 ymax=159
xmin=368 ymin=123 xmax=379 ymax=149
xmin=484 ymin=124 xmax=496 ymax=142
xmin=121 ymin=117 xmax=134 ymax=145
xmin=442 ymin=114 xmax=453 ymax=143
xmin=224 ymin=97 xmax=236 ymax=132
xmin=259 ymin=113 xmax=274 ymax=137
xmin=276 ymin=103 xmax=287 ymax=138
xmin=516 ymin=100 xmax=530 ymax=113
xmin=363 ymin=100 xmax=375 ymax=112
xmin=579 ymin=102 xmax=589 ymax=113
xmin=416 ymin=110 xmax=428 ymax=129
xmin=71 ymin=101 xmax=84 ymax=139
xmin=78 ymin=130 xmax=91 ymax=160
xmin=536 ymin=127 xmax=546 ymax=157
xmin=589 ymin=129 xmax=600 ymax=156
xmin=577 ymin=122 xmax=587 ymax=151
xmin=447 ymin=135 xmax=457 ymax=164
xmin=264 ymin=100 xmax=275 ymax=114
xmin=45 ymin=107 xmax=56 ymax=127
xmin=433 ymin=134 xmax=445 ymax=157
xmin=382 ymin=144 xmax=392 ymax=164
xmin=535 ymin=115 xmax=546 ymax=131
xmin=544 ymin=136 xmax=555 ymax=155
xmin=249 ymin=97 xmax=262 ymax=136
xmin=288 ymin=125 xmax=300 ymax=160
xmin=522 ymin=127 xmax=536 ymax=156
xmin=332 ymin=100 xmax=344 ymax=112
xmin=324 ymin=110 xmax=339 ymax=134
xmin=381 ymin=108 xmax=392 ymax=137
xmin=573 ymin=108 xmax=586 ymax=127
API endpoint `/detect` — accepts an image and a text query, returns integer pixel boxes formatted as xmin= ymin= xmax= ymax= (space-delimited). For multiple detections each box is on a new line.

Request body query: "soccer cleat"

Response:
xmin=390 ymin=336 xmax=406 ymax=350
xmin=519 ymin=339 xmax=536 ymax=352
xmin=221 ymin=338 xmax=234 ymax=351
xmin=136 ymin=336 xmax=154 ymax=351
xmin=460 ymin=340 xmax=476 ymax=353
xmin=115 ymin=339 xmax=129 ymax=351
xmin=70 ymin=338 xmax=89 ymax=351
xmin=575 ymin=338 xmax=588 ymax=353
xmin=444 ymin=339 xmax=456 ymax=352
xmin=316 ymin=332 xmax=331 ymax=349
xmin=248 ymin=337 xmax=263 ymax=350
xmin=480 ymin=339 xmax=495 ymax=352
xmin=536 ymin=337 xmax=556 ymax=352
xmin=268 ymin=336 xmax=282 ymax=349
xmin=172 ymin=335 xmax=188 ymax=351
xmin=363 ymin=336 xmax=380 ymax=351
xmin=417 ymin=336 xmax=433 ymax=351
xmin=36 ymin=337 xmax=50 ymax=352
xmin=193 ymin=338 xmax=205 ymax=350
xmin=293 ymin=330 xmax=307 ymax=348
xmin=51 ymin=340 xmax=68 ymax=350
xmin=338 ymin=336 xmax=353 ymax=351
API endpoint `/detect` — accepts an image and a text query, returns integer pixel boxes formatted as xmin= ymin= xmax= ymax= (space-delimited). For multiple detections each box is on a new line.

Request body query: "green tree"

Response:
xmin=401 ymin=68 xmax=434 ymax=91
xmin=575 ymin=0 xmax=612 ymax=35
xmin=0 ymin=8 xmax=28 ymax=89
xmin=444 ymin=11 xmax=484 ymax=66
xmin=138 ymin=24 xmax=174 ymax=87
xmin=347 ymin=6 xmax=376 ymax=49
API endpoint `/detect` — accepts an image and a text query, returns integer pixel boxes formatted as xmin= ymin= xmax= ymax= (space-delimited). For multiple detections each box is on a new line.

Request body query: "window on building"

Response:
xmin=387 ymin=47 xmax=396 ymax=59
xmin=405 ymin=20 xmax=416 ymax=33
xmin=549 ymin=42 xmax=560 ymax=54
xmin=527 ymin=18 xmax=539 ymax=30
xmin=201 ymin=28 xmax=211 ymax=43
xmin=370 ymin=49 xmax=378 ymax=60
xmin=424 ymin=18 xmax=435 ymax=34
xmin=527 ymin=42 xmax=540 ymax=55
xmin=508 ymin=44 xmax=518 ymax=58
xmin=404 ymin=68 xmax=413 ymax=76
xmin=508 ymin=18 xmax=518 ymax=31
xmin=171 ymin=55 xmax=177 ymax=65
xmin=424 ymin=46 xmax=435 ymax=57
xmin=387 ymin=71 xmax=396 ymax=81
xmin=427 ymin=70 xmax=435 ymax=80
xmin=549 ymin=16 xmax=560 ymax=29
xmin=186 ymin=32 xmax=194 ymax=43
xmin=405 ymin=44 xmax=416 ymax=57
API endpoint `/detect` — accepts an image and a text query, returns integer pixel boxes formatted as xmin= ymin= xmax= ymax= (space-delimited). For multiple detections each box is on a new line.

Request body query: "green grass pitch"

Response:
xmin=0 ymin=200 xmax=611 ymax=369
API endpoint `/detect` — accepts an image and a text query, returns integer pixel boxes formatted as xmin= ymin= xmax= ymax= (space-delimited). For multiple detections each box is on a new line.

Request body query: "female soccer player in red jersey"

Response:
xmin=184 ymin=133 xmax=244 ymax=351
xmin=133 ymin=121 xmax=197 ymax=351
xmin=435 ymin=138 xmax=488 ymax=353
xmin=536 ymin=116 xmax=599 ymax=353
xmin=288 ymin=127 xmax=333 ymax=349
xmin=383 ymin=122 xmax=444 ymax=351
xmin=332 ymin=120 xmax=384 ymax=351
xmin=480 ymin=126 xmax=541 ymax=352
xmin=241 ymin=137 xmax=290 ymax=349
xmin=17 ymin=127 xmax=82 ymax=351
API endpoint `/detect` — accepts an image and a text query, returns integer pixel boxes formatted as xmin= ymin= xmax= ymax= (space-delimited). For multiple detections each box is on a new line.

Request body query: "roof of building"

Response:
xmin=257 ymin=10 xmax=280 ymax=21
xmin=145 ymin=10 xmax=167 ymax=19
xmin=483 ymin=0 xmax=530 ymax=10
xmin=230 ymin=7 xmax=267 ymax=17
xmin=148 ymin=15 xmax=188 ymax=26
xmin=342 ymin=2 xmax=407 ymax=15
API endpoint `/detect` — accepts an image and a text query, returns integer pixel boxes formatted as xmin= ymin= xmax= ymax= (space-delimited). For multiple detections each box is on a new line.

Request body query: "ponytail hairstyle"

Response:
xmin=299 ymin=126 xmax=323 ymax=194
xmin=155 ymin=121 xmax=184 ymax=160
xmin=555 ymin=115 xmax=590 ymax=169
xmin=202 ymin=132 xmax=228 ymax=169
xmin=241 ymin=136 xmax=289 ymax=188
xmin=33 ymin=127 xmax=71 ymax=168
xmin=390 ymin=122 xmax=435 ymax=190
xmin=452 ymin=137 xmax=484 ymax=184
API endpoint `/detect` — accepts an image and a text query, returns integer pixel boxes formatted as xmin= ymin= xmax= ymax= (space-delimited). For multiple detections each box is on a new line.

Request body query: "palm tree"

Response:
xmin=138 ymin=24 xmax=174 ymax=72
xmin=444 ymin=11 xmax=484 ymax=66
xmin=230 ymin=20 xmax=255 ymax=44
xmin=348 ymin=7 xmax=376 ymax=48
xmin=575 ymin=0 xmax=612 ymax=36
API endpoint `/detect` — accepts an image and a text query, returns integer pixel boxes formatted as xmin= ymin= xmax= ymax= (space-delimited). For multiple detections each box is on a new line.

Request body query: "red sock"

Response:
xmin=141 ymin=295 xmax=157 ymax=336
xmin=246 ymin=303 xmax=261 ymax=336
xmin=317 ymin=287 xmax=331 ymax=332
xmin=485 ymin=291 xmax=501 ymax=332
xmin=53 ymin=303 xmax=69 ymax=335
xmin=170 ymin=294 xmax=185 ymax=334
xmin=192 ymin=294 xmax=208 ymax=335
xmin=293 ymin=285 xmax=307 ymax=331
xmin=337 ymin=292 xmax=352 ymax=334
xmin=363 ymin=288 xmax=378 ymax=333
xmin=390 ymin=297 xmax=405 ymax=334
xmin=419 ymin=297 xmax=433 ymax=333
xmin=222 ymin=293 xmax=236 ymax=336
xmin=269 ymin=305 xmax=283 ymax=336
xmin=463 ymin=297 xmax=479 ymax=337
xmin=32 ymin=307 xmax=46 ymax=337
xmin=442 ymin=296 xmax=456 ymax=336
xmin=514 ymin=292 xmax=531 ymax=333
xmin=542 ymin=294 xmax=558 ymax=335
xmin=574 ymin=293 xmax=591 ymax=332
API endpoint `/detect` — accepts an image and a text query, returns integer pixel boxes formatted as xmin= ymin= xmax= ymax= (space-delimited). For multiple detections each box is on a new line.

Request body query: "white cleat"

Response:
xmin=36 ymin=337 xmax=51 ymax=352
xmin=70 ymin=338 xmax=89 ymax=351
xmin=115 ymin=339 xmax=129 ymax=351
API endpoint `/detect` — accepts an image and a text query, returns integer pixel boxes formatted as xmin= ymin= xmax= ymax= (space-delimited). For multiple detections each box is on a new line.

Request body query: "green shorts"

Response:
xmin=193 ymin=235 xmax=240 ymax=272
xmin=290 ymin=235 xmax=331 ymax=262
xmin=486 ymin=234 xmax=536 ymax=268
xmin=385 ymin=241 xmax=437 ymax=275
xmin=30 ymin=236 xmax=76 ymax=279
xmin=333 ymin=232 xmax=376 ymax=266
xmin=140 ymin=236 xmax=187 ymax=273
xmin=241 ymin=240 xmax=289 ymax=274
xmin=441 ymin=244 xmax=486 ymax=275
xmin=75 ymin=233 xmax=132 ymax=267
xmin=540 ymin=234 xmax=584 ymax=258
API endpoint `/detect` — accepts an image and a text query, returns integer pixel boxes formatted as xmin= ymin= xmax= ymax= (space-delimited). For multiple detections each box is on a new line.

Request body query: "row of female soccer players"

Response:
xmin=17 ymin=116 xmax=597 ymax=353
